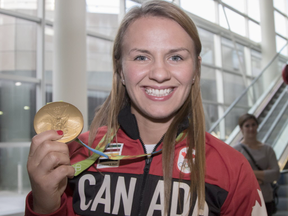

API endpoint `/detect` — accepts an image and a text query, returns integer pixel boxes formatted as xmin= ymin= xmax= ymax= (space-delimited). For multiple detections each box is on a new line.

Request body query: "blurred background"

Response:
xmin=0 ymin=0 xmax=288 ymax=215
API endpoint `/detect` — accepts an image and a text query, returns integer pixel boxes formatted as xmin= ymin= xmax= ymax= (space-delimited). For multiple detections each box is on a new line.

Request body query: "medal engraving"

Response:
xmin=34 ymin=102 xmax=84 ymax=143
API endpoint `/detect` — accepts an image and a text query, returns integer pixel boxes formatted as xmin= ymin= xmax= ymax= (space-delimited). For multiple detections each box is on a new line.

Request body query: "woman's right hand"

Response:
xmin=27 ymin=130 xmax=75 ymax=214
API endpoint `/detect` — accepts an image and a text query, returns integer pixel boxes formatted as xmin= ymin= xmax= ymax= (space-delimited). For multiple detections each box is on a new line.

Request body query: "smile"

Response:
xmin=145 ymin=88 xmax=173 ymax=97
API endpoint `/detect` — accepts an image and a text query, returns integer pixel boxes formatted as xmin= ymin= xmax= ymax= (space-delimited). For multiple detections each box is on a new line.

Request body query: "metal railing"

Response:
xmin=208 ymin=41 xmax=288 ymax=142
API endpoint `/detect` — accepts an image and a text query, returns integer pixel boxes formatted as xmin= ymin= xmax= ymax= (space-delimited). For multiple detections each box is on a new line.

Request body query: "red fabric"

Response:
xmin=25 ymin=129 xmax=265 ymax=216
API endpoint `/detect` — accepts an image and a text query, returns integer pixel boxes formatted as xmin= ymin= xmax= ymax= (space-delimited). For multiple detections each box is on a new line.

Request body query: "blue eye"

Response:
xmin=171 ymin=55 xmax=182 ymax=61
xmin=134 ymin=56 xmax=147 ymax=61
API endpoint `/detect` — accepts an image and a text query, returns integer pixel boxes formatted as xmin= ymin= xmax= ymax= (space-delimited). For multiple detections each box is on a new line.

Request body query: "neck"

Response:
xmin=134 ymin=114 xmax=173 ymax=145
xmin=242 ymin=137 xmax=260 ymax=148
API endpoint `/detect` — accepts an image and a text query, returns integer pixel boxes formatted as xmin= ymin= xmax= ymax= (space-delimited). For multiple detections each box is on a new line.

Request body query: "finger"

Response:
xmin=31 ymin=140 xmax=69 ymax=167
xmin=29 ymin=130 xmax=64 ymax=156
xmin=35 ymin=151 xmax=72 ymax=176
xmin=49 ymin=164 xmax=75 ymax=182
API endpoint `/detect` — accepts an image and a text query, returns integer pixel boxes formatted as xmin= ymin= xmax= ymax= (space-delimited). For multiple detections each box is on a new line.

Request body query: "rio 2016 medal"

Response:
xmin=33 ymin=101 xmax=84 ymax=143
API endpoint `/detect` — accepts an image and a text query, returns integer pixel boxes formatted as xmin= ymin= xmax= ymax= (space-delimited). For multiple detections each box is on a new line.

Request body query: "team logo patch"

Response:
xmin=97 ymin=143 xmax=124 ymax=169
xmin=177 ymin=147 xmax=195 ymax=174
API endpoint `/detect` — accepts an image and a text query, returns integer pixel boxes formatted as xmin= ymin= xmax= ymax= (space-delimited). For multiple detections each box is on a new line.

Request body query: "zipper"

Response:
xmin=137 ymin=138 xmax=163 ymax=216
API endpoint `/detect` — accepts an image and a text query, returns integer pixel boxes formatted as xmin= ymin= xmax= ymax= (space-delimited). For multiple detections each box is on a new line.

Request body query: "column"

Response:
xmin=259 ymin=0 xmax=278 ymax=89
xmin=53 ymin=0 xmax=88 ymax=131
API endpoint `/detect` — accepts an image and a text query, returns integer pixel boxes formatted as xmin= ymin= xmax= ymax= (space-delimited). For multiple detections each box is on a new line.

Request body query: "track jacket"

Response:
xmin=25 ymin=106 xmax=267 ymax=216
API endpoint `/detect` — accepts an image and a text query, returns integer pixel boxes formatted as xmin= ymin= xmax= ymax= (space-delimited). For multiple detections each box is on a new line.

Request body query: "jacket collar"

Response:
xmin=118 ymin=105 xmax=189 ymax=140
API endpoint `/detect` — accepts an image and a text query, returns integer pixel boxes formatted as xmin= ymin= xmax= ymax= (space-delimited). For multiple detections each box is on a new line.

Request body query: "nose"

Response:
xmin=149 ymin=59 xmax=171 ymax=83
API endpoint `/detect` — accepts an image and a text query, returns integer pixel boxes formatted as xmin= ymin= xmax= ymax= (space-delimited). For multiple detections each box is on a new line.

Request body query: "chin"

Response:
xmin=146 ymin=111 xmax=177 ymax=122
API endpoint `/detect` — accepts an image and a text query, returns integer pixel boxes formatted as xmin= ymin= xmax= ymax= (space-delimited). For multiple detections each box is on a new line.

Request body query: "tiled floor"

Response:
xmin=0 ymin=191 xmax=29 ymax=216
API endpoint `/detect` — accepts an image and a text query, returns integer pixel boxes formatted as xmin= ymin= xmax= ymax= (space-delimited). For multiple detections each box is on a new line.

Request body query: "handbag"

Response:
xmin=241 ymin=144 xmax=279 ymax=214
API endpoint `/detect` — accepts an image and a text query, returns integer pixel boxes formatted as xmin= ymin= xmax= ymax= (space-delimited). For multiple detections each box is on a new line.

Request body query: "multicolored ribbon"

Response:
xmin=72 ymin=129 xmax=187 ymax=176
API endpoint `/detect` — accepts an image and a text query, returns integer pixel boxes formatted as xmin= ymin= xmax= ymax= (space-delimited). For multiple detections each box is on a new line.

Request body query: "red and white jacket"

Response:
xmin=25 ymin=107 xmax=267 ymax=216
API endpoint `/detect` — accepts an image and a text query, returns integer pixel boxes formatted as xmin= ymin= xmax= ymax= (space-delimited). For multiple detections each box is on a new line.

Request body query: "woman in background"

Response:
xmin=234 ymin=113 xmax=280 ymax=216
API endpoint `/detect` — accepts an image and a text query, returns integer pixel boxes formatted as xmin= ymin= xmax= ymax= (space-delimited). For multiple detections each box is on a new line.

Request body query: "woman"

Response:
xmin=234 ymin=113 xmax=280 ymax=216
xmin=25 ymin=1 xmax=267 ymax=216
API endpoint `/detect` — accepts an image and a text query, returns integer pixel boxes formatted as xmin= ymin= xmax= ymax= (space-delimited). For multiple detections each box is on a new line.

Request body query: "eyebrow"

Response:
xmin=129 ymin=48 xmax=150 ymax=55
xmin=129 ymin=47 xmax=191 ymax=55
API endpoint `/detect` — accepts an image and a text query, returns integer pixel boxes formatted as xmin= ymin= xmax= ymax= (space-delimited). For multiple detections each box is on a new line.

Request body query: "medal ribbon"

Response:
xmin=72 ymin=129 xmax=187 ymax=176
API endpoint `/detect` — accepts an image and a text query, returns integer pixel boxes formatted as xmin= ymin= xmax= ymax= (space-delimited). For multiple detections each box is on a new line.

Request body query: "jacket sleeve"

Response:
xmin=25 ymin=192 xmax=68 ymax=216
xmin=221 ymin=158 xmax=268 ymax=216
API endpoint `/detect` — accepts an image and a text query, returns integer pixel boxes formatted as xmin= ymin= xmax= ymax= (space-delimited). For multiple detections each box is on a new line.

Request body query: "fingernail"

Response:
xmin=57 ymin=130 xmax=63 ymax=135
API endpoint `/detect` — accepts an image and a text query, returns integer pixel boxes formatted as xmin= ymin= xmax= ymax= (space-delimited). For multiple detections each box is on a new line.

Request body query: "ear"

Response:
xmin=120 ymin=71 xmax=125 ymax=85
xmin=192 ymin=56 xmax=202 ymax=84
xmin=198 ymin=56 xmax=202 ymax=66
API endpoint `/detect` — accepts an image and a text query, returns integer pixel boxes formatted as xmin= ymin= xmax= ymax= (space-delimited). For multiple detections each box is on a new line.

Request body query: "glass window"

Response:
xmin=86 ymin=0 xmax=119 ymax=14
xmin=0 ymin=14 xmax=37 ymax=77
xmin=86 ymin=12 xmax=118 ymax=37
xmin=222 ymin=72 xmax=246 ymax=105
xmin=0 ymin=80 xmax=36 ymax=142
xmin=251 ymin=49 xmax=262 ymax=77
xmin=87 ymin=28 xmax=115 ymax=125
xmin=46 ymin=84 xmax=53 ymax=103
xmin=87 ymin=37 xmax=113 ymax=90
xmin=279 ymin=60 xmax=286 ymax=73
xmin=273 ymin=0 xmax=287 ymax=14
xmin=45 ymin=26 xmax=53 ymax=84
xmin=220 ymin=7 xmax=246 ymax=37
xmin=88 ymin=90 xmax=110 ymax=125
xmin=198 ymin=28 xmax=215 ymax=65
xmin=46 ymin=0 xmax=55 ymax=22
xmin=200 ymin=66 xmax=217 ymax=102
xmin=203 ymin=103 xmax=219 ymax=131
xmin=219 ymin=6 xmax=228 ymax=29
xmin=0 ymin=145 xmax=31 ymax=192
xmin=181 ymin=0 xmax=216 ymax=23
xmin=248 ymin=0 xmax=260 ymax=22
xmin=0 ymin=14 xmax=16 ymax=73
xmin=221 ymin=38 xmax=245 ymax=74
xmin=274 ymin=11 xmax=287 ymax=37
xmin=248 ymin=20 xmax=261 ymax=43
xmin=250 ymin=75 xmax=264 ymax=104
xmin=126 ymin=0 xmax=140 ymax=12
xmin=276 ymin=35 xmax=288 ymax=56
xmin=0 ymin=0 xmax=38 ymax=16
xmin=222 ymin=0 xmax=245 ymax=13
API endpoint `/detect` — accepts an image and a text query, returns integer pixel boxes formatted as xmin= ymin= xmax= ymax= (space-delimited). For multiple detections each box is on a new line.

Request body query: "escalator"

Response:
xmin=208 ymin=55 xmax=288 ymax=215
xmin=208 ymin=66 xmax=288 ymax=170
xmin=226 ymin=80 xmax=288 ymax=169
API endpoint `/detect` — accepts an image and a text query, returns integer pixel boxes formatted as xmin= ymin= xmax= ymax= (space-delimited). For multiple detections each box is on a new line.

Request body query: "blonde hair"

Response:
xmin=89 ymin=1 xmax=205 ymax=214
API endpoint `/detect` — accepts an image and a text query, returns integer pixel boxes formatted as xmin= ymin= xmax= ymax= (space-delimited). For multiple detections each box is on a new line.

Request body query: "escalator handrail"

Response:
xmin=257 ymin=85 xmax=287 ymax=132
xmin=261 ymin=91 xmax=288 ymax=144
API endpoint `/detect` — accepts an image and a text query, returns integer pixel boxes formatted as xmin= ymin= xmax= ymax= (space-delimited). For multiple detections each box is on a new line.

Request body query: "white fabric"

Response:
xmin=145 ymin=144 xmax=156 ymax=154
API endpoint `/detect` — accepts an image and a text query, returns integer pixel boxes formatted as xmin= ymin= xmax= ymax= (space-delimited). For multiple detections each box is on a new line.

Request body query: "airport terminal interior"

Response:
xmin=0 ymin=0 xmax=288 ymax=215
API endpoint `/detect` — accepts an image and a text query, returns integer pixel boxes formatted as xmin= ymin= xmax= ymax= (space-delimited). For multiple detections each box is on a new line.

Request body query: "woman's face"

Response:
xmin=121 ymin=16 xmax=199 ymax=123
xmin=241 ymin=118 xmax=258 ymax=139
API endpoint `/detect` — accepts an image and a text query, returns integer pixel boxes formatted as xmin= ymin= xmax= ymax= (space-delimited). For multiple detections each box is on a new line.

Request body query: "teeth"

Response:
xmin=145 ymin=88 xmax=173 ymax=97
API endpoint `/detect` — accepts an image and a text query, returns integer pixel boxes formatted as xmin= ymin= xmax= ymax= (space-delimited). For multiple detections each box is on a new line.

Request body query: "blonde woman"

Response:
xmin=26 ymin=1 xmax=266 ymax=215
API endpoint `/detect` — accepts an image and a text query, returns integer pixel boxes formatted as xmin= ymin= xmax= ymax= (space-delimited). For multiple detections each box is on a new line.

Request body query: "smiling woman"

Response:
xmin=120 ymin=16 xmax=197 ymax=135
xmin=25 ymin=1 xmax=267 ymax=216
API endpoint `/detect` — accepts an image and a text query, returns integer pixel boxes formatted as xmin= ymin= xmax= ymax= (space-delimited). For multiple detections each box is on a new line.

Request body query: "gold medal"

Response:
xmin=34 ymin=101 xmax=84 ymax=143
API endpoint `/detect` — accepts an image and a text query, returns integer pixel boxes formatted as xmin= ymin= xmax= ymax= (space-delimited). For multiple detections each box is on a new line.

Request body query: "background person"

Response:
xmin=234 ymin=113 xmax=280 ymax=216
xmin=25 ymin=1 xmax=267 ymax=215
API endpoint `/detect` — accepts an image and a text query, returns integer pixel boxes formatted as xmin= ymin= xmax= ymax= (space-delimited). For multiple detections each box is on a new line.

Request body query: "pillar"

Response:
xmin=53 ymin=0 xmax=88 ymax=131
